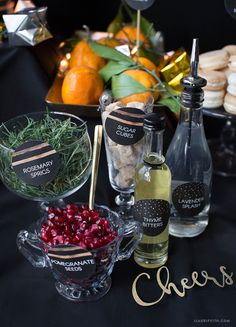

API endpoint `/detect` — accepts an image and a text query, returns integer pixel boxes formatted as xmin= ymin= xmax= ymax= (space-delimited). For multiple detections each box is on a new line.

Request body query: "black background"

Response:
xmin=33 ymin=0 xmax=236 ymax=53
xmin=0 ymin=1 xmax=236 ymax=326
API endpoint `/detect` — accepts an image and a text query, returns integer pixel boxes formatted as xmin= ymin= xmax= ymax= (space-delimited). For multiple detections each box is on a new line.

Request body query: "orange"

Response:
xmin=138 ymin=57 xmax=159 ymax=76
xmin=70 ymin=40 xmax=106 ymax=71
xmin=115 ymin=26 xmax=150 ymax=47
xmin=119 ymin=69 xmax=159 ymax=104
xmin=61 ymin=66 xmax=104 ymax=105
xmin=97 ymin=37 xmax=120 ymax=48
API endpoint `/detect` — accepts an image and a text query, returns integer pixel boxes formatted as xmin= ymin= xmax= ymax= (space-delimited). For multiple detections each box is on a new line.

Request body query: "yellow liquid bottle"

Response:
xmin=134 ymin=113 xmax=171 ymax=268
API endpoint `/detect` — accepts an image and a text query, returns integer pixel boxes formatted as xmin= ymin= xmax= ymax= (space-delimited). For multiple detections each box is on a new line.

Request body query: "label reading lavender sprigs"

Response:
xmin=48 ymin=245 xmax=96 ymax=280
xmin=172 ymin=182 xmax=209 ymax=217
xmin=105 ymin=107 xmax=145 ymax=145
xmin=134 ymin=199 xmax=170 ymax=236
xmin=12 ymin=140 xmax=60 ymax=186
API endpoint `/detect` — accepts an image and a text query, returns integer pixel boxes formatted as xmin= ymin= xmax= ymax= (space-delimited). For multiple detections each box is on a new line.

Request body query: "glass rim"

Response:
xmin=99 ymin=91 xmax=154 ymax=111
xmin=0 ymin=111 xmax=90 ymax=152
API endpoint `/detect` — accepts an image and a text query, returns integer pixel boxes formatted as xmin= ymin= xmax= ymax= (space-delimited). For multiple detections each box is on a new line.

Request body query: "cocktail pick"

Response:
xmin=89 ymin=125 xmax=103 ymax=210
xmin=125 ymin=0 xmax=155 ymax=52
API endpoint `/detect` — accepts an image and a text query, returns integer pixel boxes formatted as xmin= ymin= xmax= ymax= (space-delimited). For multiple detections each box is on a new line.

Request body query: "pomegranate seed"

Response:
xmin=51 ymin=229 xmax=60 ymax=237
xmin=81 ymin=210 xmax=90 ymax=220
xmin=74 ymin=214 xmax=82 ymax=221
xmin=80 ymin=222 xmax=88 ymax=230
xmin=40 ymin=204 xmax=117 ymax=250
xmin=48 ymin=207 xmax=55 ymax=214
xmin=56 ymin=208 xmax=64 ymax=215
xmin=48 ymin=213 xmax=55 ymax=219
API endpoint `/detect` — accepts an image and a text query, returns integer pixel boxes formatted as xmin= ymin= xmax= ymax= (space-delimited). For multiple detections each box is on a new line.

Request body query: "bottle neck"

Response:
xmin=143 ymin=129 xmax=164 ymax=166
xmin=179 ymin=104 xmax=203 ymax=126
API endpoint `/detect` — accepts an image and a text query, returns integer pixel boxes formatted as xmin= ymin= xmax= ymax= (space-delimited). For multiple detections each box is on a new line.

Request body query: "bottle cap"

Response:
xmin=143 ymin=112 xmax=165 ymax=132
xmin=181 ymin=38 xmax=207 ymax=108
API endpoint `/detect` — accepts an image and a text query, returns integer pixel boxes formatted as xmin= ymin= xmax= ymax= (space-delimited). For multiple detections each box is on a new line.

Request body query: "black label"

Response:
xmin=48 ymin=245 xmax=96 ymax=280
xmin=105 ymin=107 xmax=145 ymax=145
xmin=12 ymin=140 xmax=60 ymax=186
xmin=125 ymin=0 xmax=155 ymax=10
xmin=225 ymin=0 xmax=236 ymax=19
xmin=172 ymin=182 xmax=209 ymax=217
xmin=134 ymin=199 xmax=170 ymax=236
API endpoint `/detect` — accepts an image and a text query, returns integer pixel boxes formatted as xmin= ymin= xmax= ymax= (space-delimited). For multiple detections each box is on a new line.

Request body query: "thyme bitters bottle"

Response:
xmin=165 ymin=38 xmax=213 ymax=238
xmin=134 ymin=113 xmax=171 ymax=268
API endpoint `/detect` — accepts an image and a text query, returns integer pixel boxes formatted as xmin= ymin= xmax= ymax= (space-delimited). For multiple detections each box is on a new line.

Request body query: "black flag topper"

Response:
xmin=225 ymin=0 xmax=236 ymax=19
xmin=125 ymin=0 xmax=155 ymax=11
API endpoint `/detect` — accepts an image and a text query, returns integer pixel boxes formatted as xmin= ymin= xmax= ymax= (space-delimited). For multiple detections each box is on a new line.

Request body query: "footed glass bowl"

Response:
xmin=17 ymin=203 xmax=142 ymax=301
xmin=0 ymin=111 xmax=92 ymax=202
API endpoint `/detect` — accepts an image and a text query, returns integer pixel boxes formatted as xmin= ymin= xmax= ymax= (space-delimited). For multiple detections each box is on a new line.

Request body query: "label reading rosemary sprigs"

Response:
xmin=12 ymin=140 xmax=60 ymax=186
xmin=105 ymin=107 xmax=145 ymax=145
xmin=48 ymin=245 xmax=96 ymax=280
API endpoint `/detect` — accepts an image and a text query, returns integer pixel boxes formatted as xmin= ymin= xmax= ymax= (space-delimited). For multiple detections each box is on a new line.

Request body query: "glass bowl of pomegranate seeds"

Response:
xmin=16 ymin=203 xmax=142 ymax=301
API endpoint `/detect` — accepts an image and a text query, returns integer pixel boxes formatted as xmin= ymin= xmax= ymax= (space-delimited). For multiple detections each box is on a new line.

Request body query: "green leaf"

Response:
xmin=139 ymin=16 xmax=157 ymax=48
xmin=89 ymin=41 xmax=134 ymax=65
xmin=100 ymin=61 xmax=135 ymax=83
xmin=112 ymin=74 xmax=149 ymax=99
xmin=138 ymin=47 xmax=163 ymax=65
xmin=107 ymin=5 xmax=123 ymax=34
xmin=164 ymin=83 xmax=181 ymax=96
xmin=157 ymin=97 xmax=180 ymax=114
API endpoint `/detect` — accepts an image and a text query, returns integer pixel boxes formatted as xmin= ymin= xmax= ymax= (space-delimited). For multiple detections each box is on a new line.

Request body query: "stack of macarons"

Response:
xmin=225 ymin=73 xmax=236 ymax=114
xmin=199 ymin=45 xmax=236 ymax=114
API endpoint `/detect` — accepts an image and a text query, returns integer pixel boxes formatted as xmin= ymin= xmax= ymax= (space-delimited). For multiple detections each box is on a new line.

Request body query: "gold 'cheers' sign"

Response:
xmin=132 ymin=266 xmax=234 ymax=306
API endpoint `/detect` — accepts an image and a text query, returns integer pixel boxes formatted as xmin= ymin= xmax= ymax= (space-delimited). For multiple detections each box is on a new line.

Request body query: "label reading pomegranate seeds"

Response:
xmin=48 ymin=245 xmax=96 ymax=280
xmin=105 ymin=107 xmax=145 ymax=145
xmin=12 ymin=140 xmax=60 ymax=186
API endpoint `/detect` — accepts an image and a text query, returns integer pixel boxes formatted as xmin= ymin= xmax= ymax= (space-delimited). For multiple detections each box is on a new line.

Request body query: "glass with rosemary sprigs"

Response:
xmin=0 ymin=111 xmax=92 ymax=204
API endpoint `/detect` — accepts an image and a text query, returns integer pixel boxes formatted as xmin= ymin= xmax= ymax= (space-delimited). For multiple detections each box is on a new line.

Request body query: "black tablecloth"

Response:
xmin=0 ymin=43 xmax=235 ymax=327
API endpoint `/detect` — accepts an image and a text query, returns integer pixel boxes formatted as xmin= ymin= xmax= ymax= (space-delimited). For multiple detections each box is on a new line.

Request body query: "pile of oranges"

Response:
xmin=61 ymin=26 xmax=160 ymax=106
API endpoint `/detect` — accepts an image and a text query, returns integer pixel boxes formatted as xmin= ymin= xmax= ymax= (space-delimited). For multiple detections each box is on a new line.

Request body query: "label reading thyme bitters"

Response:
xmin=48 ymin=245 xmax=96 ymax=280
xmin=12 ymin=140 xmax=60 ymax=186
xmin=134 ymin=199 xmax=170 ymax=236
xmin=105 ymin=107 xmax=145 ymax=145
xmin=172 ymin=182 xmax=209 ymax=217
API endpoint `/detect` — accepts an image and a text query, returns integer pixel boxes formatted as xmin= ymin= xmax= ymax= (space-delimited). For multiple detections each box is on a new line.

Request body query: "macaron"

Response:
xmin=203 ymin=90 xmax=225 ymax=108
xmin=228 ymin=55 xmax=236 ymax=72
xmin=227 ymin=73 xmax=236 ymax=96
xmin=222 ymin=45 xmax=236 ymax=56
xmin=219 ymin=66 xmax=231 ymax=77
xmin=199 ymin=50 xmax=229 ymax=71
xmin=199 ymin=70 xmax=226 ymax=91
xmin=224 ymin=93 xmax=236 ymax=115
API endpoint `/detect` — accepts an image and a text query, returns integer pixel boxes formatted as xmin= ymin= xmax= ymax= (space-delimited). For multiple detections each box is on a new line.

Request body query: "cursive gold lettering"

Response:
xmin=132 ymin=273 xmax=165 ymax=306
xmin=132 ymin=265 xmax=234 ymax=307
xmin=220 ymin=266 xmax=234 ymax=285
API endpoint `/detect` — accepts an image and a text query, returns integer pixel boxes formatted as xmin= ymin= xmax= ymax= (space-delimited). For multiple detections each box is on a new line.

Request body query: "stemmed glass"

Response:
xmin=0 ymin=111 xmax=92 ymax=209
xmin=100 ymin=91 xmax=153 ymax=220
